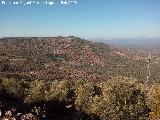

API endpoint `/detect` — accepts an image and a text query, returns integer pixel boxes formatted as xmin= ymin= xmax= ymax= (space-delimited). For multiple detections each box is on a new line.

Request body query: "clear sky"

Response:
xmin=0 ymin=0 xmax=160 ymax=39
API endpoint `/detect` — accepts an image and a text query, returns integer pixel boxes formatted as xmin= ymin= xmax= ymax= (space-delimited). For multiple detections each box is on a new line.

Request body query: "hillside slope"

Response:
xmin=0 ymin=37 xmax=160 ymax=83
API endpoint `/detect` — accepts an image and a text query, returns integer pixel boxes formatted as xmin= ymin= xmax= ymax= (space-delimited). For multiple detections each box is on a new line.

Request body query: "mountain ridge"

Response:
xmin=0 ymin=37 xmax=160 ymax=83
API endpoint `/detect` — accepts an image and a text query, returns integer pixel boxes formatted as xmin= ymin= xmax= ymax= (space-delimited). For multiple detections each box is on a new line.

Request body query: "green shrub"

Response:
xmin=47 ymin=80 xmax=72 ymax=102
xmin=147 ymin=84 xmax=160 ymax=120
xmin=0 ymin=77 xmax=24 ymax=98
xmin=25 ymin=80 xmax=46 ymax=103
xmin=103 ymin=77 xmax=149 ymax=120
xmin=74 ymin=77 xmax=150 ymax=120
xmin=74 ymin=80 xmax=94 ymax=111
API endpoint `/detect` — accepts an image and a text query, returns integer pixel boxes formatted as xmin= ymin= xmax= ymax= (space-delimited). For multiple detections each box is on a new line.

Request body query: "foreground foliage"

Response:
xmin=0 ymin=76 xmax=160 ymax=119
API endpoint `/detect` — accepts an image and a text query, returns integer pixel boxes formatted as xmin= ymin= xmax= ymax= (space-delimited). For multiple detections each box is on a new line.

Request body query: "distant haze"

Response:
xmin=102 ymin=38 xmax=160 ymax=49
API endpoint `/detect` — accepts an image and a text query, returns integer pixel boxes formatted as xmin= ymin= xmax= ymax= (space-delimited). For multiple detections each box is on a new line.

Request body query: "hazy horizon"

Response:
xmin=0 ymin=0 xmax=160 ymax=39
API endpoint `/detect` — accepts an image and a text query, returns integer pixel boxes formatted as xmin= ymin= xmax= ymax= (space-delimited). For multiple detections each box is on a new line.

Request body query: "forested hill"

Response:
xmin=0 ymin=37 xmax=160 ymax=83
xmin=1 ymin=37 xmax=160 ymax=120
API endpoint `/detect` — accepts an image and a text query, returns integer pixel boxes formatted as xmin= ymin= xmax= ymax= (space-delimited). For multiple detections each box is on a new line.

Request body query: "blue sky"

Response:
xmin=0 ymin=0 xmax=160 ymax=39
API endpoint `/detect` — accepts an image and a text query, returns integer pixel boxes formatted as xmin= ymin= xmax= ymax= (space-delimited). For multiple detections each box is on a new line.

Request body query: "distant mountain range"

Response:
xmin=99 ymin=38 xmax=160 ymax=49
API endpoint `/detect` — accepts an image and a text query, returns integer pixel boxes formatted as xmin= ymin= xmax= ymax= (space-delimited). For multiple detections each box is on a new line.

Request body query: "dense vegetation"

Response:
xmin=0 ymin=37 xmax=160 ymax=82
xmin=0 ymin=37 xmax=160 ymax=119
xmin=1 ymin=76 xmax=160 ymax=119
